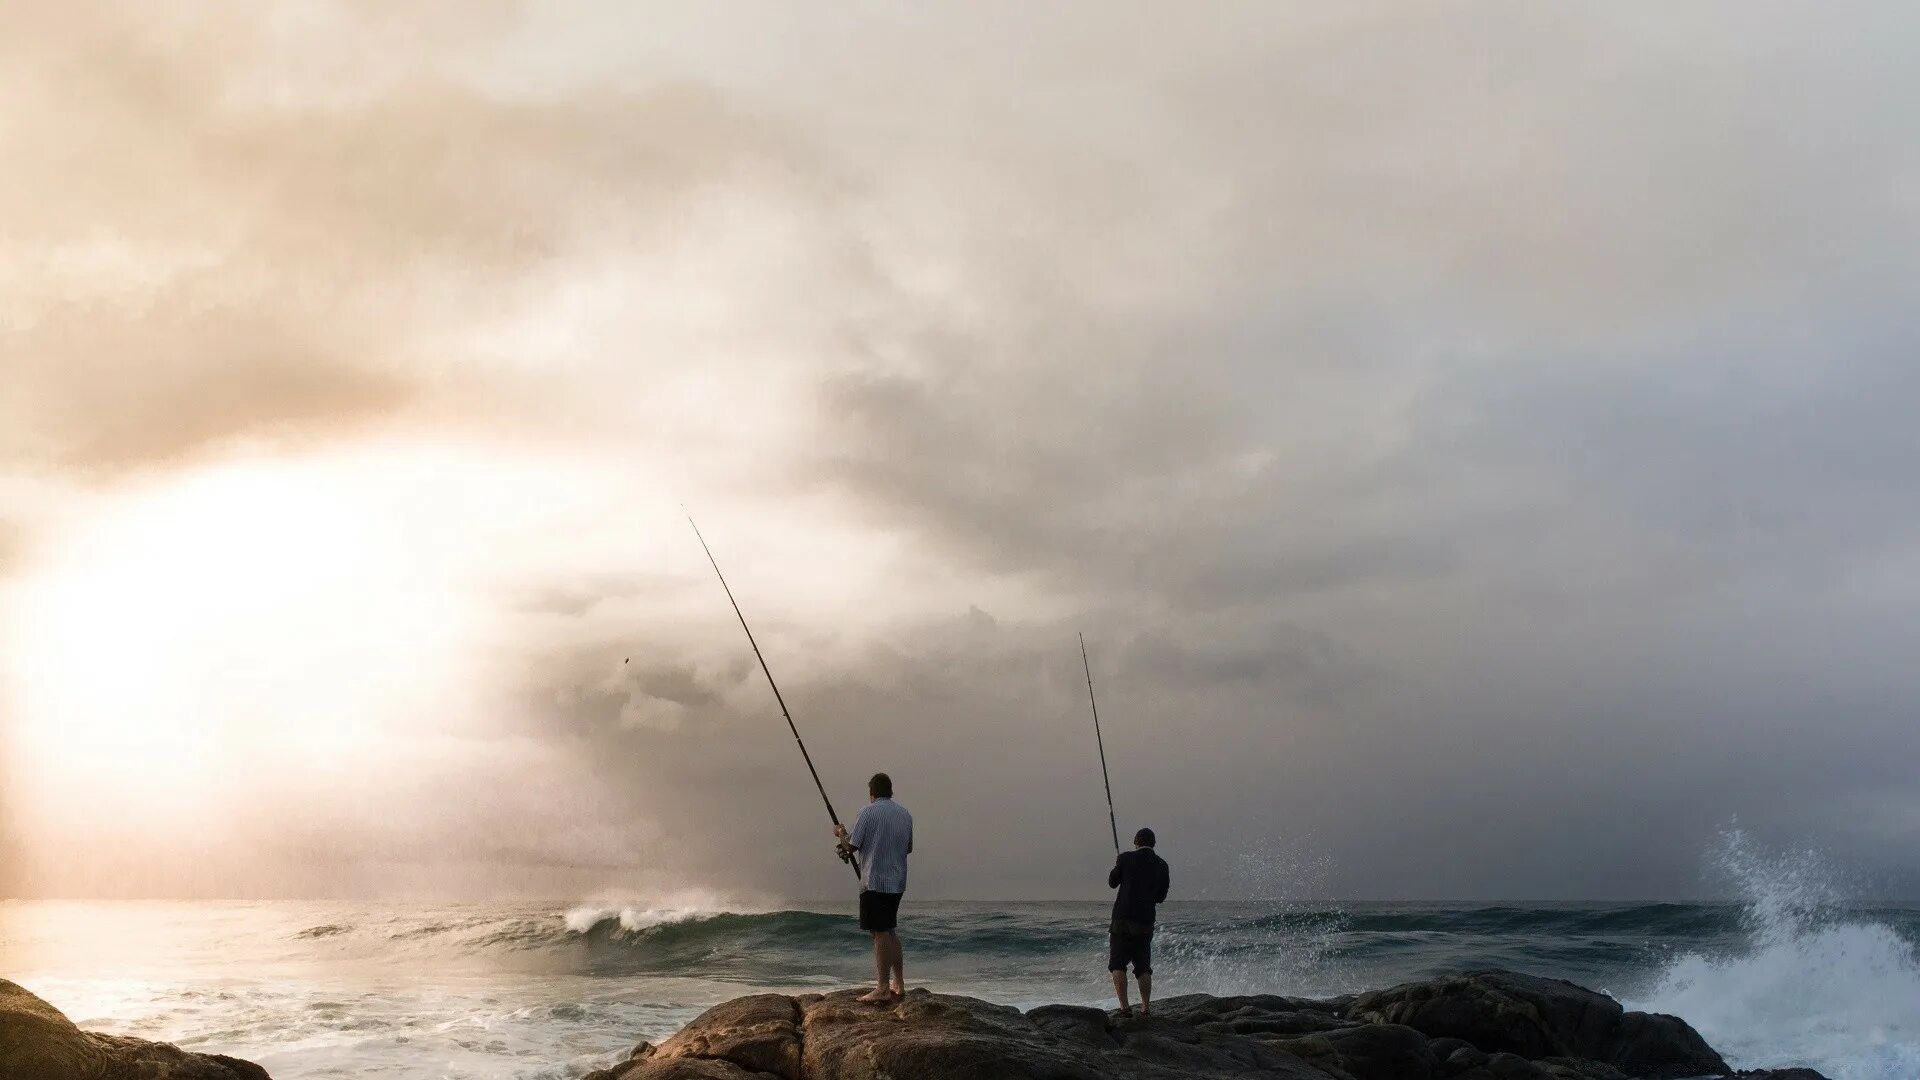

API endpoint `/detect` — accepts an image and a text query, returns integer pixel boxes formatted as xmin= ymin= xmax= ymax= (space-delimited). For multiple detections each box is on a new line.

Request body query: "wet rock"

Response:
xmin=577 ymin=970 xmax=1817 ymax=1080
xmin=1486 ymin=1052 xmax=1551 ymax=1079
xmin=1269 ymin=1022 xmax=1438 ymax=1080
xmin=0 ymin=978 xmax=271 ymax=1080
xmin=652 ymin=995 xmax=801 ymax=1080
xmin=1443 ymin=1043 xmax=1491 ymax=1072
xmin=1348 ymin=969 xmax=1729 ymax=1079
xmin=1603 ymin=1010 xmax=1728 ymax=1079
xmin=1537 ymin=1058 xmax=1628 ymax=1080
xmin=800 ymin=990 xmax=1106 ymax=1080
xmin=1024 ymin=1004 xmax=1117 ymax=1049
xmin=600 ymin=987 xmax=1332 ymax=1080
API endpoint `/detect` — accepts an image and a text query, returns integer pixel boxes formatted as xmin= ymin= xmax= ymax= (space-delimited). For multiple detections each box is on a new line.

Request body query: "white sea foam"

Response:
xmin=561 ymin=905 xmax=724 ymax=935
xmin=561 ymin=888 xmax=777 ymax=936
xmin=1629 ymin=829 xmax=1920 ymax=1080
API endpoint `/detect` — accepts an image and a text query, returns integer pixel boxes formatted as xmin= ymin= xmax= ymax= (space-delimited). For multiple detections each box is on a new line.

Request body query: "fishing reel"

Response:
xmin=835 ymin=841 xmax=858 ymax=868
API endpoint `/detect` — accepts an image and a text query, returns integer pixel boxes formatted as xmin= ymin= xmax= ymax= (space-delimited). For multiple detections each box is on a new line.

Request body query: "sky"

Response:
xmin=3 ymin=2 xmax=1918 ymax=903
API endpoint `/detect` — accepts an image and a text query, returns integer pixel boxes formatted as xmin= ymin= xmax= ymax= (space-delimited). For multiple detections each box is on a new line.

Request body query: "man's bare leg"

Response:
xmin=858 ymin=932 xmax=892 ymax=1002
xmin=1110 ymin=970 xmax=1132 ymax=1015
xmin=1137 ymin=973 xmax=1152 ymax=1016
xmin=887 ymin=932 xmax=906 ymax=995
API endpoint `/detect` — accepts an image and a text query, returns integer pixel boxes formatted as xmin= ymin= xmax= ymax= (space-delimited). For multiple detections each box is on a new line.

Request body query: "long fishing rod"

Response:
xmin=689 ymin=515 xmax=861 ymax=880
xmin=1080 ymin=632 xmax=1120 ymax=854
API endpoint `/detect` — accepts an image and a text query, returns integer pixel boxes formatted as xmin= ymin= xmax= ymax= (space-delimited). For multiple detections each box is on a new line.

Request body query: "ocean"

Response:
xmin=4 ymin=883 xmax=1917 ymax=1080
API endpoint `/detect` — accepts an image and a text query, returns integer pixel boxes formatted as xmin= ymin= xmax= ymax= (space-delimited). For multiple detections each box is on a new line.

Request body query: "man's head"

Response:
xmin=868 ymin=772 xmax=893 ymax=800
xmin=1133 ymin=827 xmax=1155 ymax=849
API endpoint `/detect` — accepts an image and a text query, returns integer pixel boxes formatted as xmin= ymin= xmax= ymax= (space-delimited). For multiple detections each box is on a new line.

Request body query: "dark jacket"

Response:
xmin=1108 ymin=847 xmax=1170 ymax=934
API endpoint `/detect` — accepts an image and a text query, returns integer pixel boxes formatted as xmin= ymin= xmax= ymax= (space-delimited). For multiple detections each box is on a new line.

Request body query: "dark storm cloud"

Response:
xmin=740 ymin=2 xmax=1920 ymax=898
xmin=1451 ymin=344 xmax=1920 ymax=572
xmin=414 ymin=2 xmax=1920 ymax=897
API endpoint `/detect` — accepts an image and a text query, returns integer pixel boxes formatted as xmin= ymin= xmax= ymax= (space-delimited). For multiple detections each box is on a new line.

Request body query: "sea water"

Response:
xmin=2 ymin=858 xmax=1915 ymax=1078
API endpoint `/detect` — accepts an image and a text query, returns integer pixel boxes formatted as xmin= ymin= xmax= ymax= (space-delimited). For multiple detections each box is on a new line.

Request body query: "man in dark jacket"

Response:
xmin=1107 ymin=826 xmax=1170 ymax=1017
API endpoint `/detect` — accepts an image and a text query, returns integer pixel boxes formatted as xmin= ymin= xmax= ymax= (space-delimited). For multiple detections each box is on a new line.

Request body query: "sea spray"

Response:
xmin=1629 ymin=828 xmax=1920 ymax=1080
xmin=1156 ymin=842 xmax=1356 ymax=997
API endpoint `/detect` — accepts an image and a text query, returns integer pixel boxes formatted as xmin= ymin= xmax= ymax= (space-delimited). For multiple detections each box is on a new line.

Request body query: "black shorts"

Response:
xmin=1108 ymin=924 xmax=1153 ymax=974
xmin=859 ymin=890 xmax=903 ymax=932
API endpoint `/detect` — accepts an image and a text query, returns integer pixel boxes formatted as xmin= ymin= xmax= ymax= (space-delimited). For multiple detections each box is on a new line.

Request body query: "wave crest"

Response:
xmin=1630 ymin=828 xmax=1920 ymax=1080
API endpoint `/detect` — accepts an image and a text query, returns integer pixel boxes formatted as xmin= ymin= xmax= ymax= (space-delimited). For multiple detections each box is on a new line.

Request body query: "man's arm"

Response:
xmin=1109 ymin=855 xmax=1124 ymax=889
xmin=1155 ymin=861 xmax=1170 ymax=904
xmin=839 ymin=807 xmax=871 ymax=850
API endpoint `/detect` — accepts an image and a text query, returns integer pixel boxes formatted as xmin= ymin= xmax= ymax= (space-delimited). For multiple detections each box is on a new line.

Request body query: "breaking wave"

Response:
xmin=1629 ymin=829 xmax=1920 ymax=1080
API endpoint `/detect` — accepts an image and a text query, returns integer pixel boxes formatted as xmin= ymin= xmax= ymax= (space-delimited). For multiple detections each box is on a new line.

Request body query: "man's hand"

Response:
xmin=834 ymin=824 xmax=849 ymax=842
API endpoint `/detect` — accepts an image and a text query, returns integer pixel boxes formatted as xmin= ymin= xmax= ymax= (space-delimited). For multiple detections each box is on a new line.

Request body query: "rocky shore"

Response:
xmin=0 ymin=979 xmax=267 ymax=1080
xmin=2 ymin=970 xmax=1829 ymax=1080
xmin=581 ymin=971 xmax=1825 ymax=1080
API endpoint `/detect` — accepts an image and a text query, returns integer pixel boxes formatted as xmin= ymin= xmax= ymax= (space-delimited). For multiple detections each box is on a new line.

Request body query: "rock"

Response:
xmin=6 ymin=968 xmax=1813 ymax=1080
xmin=559 ymin=969 xmax=1800 ymax=1080
xmin=1269 ymin=1022 xmax=1437 ymax=1080
xmin=1024 ymin=1004 xmax=1116 ymax=1049
xmin=1348 ymin=971 xmax=1618 ymax=1060
xmin=609 ymin=987 xmax=1336 ymax=1080
xmin=1537 ymin=1058 xmax=1628 ymax=1080
xmin=1486 ymin=1052 xmax=1551 ymax=1079
xmin=800 ymin=990 xmax=1106 ymax=1080
xmin=556 ymin=960 xmax=1827 ymax=1076
xmin=652 ymin=994 xmax=802 ymax=1080
xmin=587 ymin=1059 xmax=775 ymax=1080
xmin=1347 ymin=970 xmax=1729 ymax=1079
xmin=1603 ymin=1010 xmax=1728 ymax=1079
xmin=0 ymin=978 xmax=271 ymax=1080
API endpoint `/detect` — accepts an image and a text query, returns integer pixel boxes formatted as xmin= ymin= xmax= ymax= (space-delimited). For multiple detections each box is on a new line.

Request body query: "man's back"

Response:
xmin=848 ymin=796 xmax=913 ymax=893
xmin=1109 ymin=847 xmax=1170 ymax=930
xmin=1106 ymin=834 xmax=1170 ymax=1017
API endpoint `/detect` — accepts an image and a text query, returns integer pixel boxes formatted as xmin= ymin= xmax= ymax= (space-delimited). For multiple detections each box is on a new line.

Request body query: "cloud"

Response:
xmin=4 ymin=2 xmax=1920 ymax=900
xmin=1 ymin=2 xmax=833 ymax=475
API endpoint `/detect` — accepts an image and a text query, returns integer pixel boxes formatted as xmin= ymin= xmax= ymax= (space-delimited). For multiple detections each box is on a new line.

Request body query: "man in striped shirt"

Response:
xmin=834 ymin=772 xmax=913 ymax=1002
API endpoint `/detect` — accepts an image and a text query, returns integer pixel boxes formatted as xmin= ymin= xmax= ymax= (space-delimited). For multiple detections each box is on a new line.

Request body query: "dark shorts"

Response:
xmin=1108 ymin=922 xmax=1153 ymax=974
xmin=859 ymin=890 xmax=903 ymax=932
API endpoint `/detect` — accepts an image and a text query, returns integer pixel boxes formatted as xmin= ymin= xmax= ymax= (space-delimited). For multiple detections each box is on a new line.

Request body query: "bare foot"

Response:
xmin=891 ymin=983 xmax=906 ymax=996
xmin=1116 ymin=1005 xmax=1134 ymax=1019
xmin=857 ymin=988 xmax=897 ymax=1003
xmin=1140 ymin=1004 xmax=1151 ymax=1017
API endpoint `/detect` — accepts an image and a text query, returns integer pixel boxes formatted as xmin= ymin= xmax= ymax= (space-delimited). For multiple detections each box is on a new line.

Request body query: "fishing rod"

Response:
xmin=1080 ymin=632 xmax=1120 ymax=854
xmin=688 ymin=515 xmax=861 ymax=881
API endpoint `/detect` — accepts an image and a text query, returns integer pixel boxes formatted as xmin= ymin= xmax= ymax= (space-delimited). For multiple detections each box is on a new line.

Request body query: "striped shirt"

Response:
xmin=846 ymin=797 xmax=913 ymax=893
